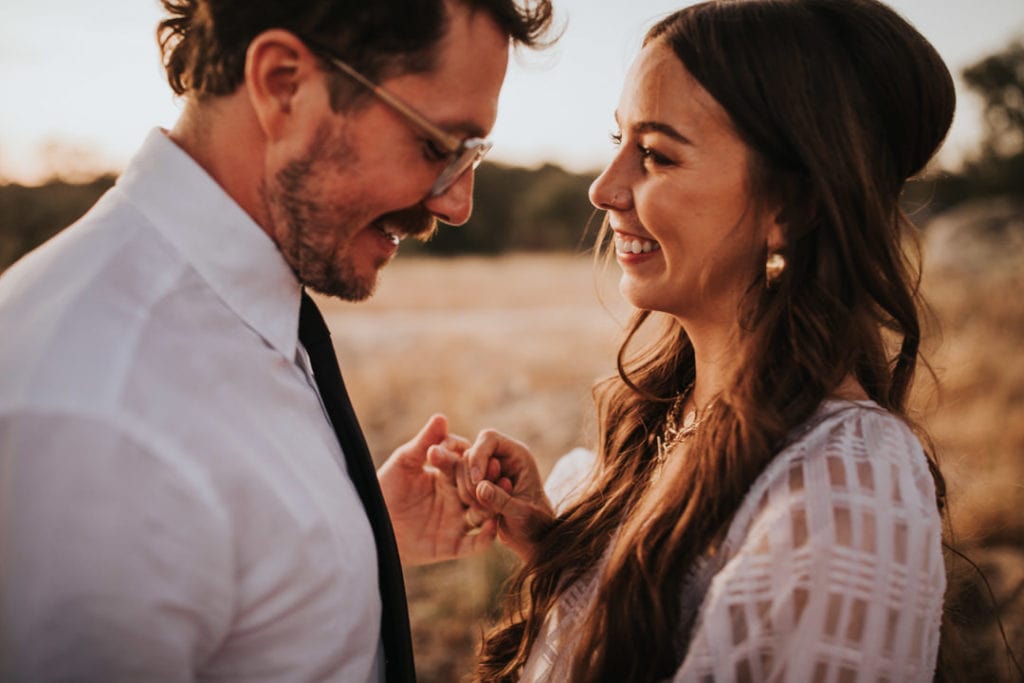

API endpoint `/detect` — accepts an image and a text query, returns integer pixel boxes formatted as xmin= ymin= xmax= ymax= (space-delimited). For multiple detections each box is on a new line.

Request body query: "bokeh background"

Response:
xmin=1 ymin=0 xmax=1022 ymax=681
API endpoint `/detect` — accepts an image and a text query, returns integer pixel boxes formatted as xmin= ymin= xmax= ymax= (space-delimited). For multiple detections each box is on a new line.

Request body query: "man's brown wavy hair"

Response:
xmin=474 ymin=0 xmax=955 ymax=680
xmin=157 ymin=0 xmax=554 ymax=108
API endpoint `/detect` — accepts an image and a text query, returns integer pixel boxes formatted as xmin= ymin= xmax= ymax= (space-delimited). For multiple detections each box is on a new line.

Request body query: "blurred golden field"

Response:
xmin=319 ymin=213 xmax=1024 ymax=681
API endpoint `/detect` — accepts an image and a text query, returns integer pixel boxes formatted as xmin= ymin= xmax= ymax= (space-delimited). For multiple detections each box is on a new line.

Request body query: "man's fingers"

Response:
xmin=458 ymin=518 xmax=496 ymax=555
xmin=443 ymin=432 xmax=472 ymax=453
xmin=413 ymin=413 xmax=449 ymax=450
xmin=397 ymin=414 xmax=449 ymax=469
xmin=463 ymin=506 xmax=491 ymax=529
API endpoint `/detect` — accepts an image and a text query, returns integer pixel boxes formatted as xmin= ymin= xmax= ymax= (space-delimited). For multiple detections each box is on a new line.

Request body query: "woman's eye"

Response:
xmin=610 ymin=132 xmax=673 ymax=167
xmin=423 ymin=139 xmax=450 ymax=163
xmin=638 ymin=144 xmax=673 ymax=167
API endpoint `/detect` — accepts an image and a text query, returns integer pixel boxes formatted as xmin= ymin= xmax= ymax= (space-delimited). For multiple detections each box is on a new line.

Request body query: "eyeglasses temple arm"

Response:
xmin=326 ymin=57 xmax=463 ymax=152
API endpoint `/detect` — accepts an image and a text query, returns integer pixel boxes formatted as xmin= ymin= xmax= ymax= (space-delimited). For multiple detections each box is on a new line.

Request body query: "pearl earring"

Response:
xmin=765 ymin=251 xmax=786 ymax=286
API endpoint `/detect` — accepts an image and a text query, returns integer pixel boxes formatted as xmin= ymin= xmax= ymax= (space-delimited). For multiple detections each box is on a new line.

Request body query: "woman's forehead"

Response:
xmin=618 ymin=41 xmax=736 ymax=141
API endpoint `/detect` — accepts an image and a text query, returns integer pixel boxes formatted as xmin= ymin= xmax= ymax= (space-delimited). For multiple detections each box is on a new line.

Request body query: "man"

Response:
xmin=0 ymin=0 xmax=552 ymax=680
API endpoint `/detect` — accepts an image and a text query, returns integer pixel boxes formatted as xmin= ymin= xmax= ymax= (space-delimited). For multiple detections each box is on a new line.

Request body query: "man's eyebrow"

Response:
xmin=435 ymin=118 xmax=488 ymax=140
xmin=633 ymin=121 xmax=693 ymax=145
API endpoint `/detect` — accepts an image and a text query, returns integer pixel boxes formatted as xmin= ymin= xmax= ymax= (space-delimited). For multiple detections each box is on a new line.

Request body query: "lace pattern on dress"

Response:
xmin=518 ymin=401 xmax=945 ymax=683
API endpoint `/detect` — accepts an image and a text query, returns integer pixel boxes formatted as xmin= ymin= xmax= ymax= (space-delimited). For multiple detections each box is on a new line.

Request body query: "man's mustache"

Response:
xmin=379 ymin=206 xmax=438 ymax=242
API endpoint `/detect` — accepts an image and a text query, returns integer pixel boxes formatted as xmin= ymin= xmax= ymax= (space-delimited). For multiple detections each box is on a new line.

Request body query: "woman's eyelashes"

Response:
xmin=609 ymin=131 xmax=674 ymax=168
xmin=638 ymin=144 xmax=674 ymax=167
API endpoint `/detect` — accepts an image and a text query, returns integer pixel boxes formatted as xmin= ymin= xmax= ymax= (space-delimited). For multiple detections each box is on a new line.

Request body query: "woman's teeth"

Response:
xmin=614 ymin=236 xmax=661 ymax=255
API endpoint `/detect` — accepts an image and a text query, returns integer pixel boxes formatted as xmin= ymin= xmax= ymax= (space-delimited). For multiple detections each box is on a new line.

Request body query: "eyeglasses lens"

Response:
xmin=429 ymin=139 xmax=492 ymax=197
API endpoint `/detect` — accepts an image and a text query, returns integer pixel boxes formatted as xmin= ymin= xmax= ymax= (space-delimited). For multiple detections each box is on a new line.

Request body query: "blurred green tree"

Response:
xmin=510 ymin=164 xmax=599 ymax=251
xmin=921 ymin=38 xmax=1024 ymax=209
xmin=966 ymin=39 xmax=1024 ymax=160
xmin=404 ymin=161 xmax=597 ymax=255
xmin=0 ymin=176 xmax=115 ymax=271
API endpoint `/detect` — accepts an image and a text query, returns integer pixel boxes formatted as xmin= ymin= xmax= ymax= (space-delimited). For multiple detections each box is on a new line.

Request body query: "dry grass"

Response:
xmin=317 ymin=239 xmax=1023 ymax=681
xmin=320 ymin=254 xmax=629 ymax=474
xmin=916 ymin=204 xmax=1024 ymax=680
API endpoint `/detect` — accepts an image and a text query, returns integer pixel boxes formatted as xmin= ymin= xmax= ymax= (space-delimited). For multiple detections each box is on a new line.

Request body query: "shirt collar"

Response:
xmin=116 ymin=128 xmax=302 ymax=361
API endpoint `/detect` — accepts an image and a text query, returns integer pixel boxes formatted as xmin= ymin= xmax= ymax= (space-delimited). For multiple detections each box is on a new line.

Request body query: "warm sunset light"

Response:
xmin=3 ymin=3 xmax=1023 ymax=682
xmin=1 ymin=0 xmax=1023 ymax=184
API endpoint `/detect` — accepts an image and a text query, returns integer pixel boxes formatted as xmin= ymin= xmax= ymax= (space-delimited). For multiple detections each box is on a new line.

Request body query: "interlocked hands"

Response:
xmin=379 ymin=415 xmax=555 ymax=566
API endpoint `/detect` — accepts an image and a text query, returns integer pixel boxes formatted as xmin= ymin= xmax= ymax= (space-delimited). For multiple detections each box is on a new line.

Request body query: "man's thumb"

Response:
xmin=414 ymin=413 xmax=448 ymax=447
xmin=398 ymin=413 xmax=448 ymax=468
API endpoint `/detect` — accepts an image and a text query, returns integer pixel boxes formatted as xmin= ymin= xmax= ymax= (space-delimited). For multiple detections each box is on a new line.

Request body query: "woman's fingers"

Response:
xmin=476 ymin=479 xmax=511 ymax=514
xmin=475 ymin=480 xmax=552 ymax=562
xmin=465 ymin=429 xmax=531 ymax=485
xmin=426 ymin=443 xmax=460 ymax=476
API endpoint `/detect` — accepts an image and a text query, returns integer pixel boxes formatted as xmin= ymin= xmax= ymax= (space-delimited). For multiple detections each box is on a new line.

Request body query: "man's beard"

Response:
xmin=265 ymin=123 xmax=436 ymax=301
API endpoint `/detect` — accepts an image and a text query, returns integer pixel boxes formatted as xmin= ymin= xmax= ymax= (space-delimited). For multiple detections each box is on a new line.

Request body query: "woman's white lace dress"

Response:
xmin=521 ymin=400 xmax=945 ymax=682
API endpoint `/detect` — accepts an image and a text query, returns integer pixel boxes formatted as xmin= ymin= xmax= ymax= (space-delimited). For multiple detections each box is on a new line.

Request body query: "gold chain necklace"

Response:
xmin=655 ymin=386 xmax=708 ymax=470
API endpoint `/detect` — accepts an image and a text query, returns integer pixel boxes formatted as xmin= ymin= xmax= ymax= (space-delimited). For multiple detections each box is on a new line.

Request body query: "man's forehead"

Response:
xmin=384 ymin=4 xmax=509 ymax=136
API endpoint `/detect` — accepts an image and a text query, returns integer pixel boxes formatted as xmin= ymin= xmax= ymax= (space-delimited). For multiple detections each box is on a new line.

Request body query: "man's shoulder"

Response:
xmin=3 ymin=184 xmax=140 ymax=278
xmin=0 ymin=187 xmax=218 ymax=415
xmin=0 ymin=184 xmax=177 ymax=324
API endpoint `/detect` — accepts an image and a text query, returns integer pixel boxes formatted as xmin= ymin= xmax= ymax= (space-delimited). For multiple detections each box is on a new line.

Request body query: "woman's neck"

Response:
xmin=678 ymin=317 xmax=737 ymax=411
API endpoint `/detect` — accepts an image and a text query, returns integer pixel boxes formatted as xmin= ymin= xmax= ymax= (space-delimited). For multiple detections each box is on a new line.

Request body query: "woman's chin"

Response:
xmin=619 ymin=277 xmax=665 ymax=313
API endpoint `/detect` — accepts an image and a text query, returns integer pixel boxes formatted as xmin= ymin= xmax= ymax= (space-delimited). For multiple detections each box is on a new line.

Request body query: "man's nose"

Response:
xmin=423 ymin=169 xmax=475 ymax=226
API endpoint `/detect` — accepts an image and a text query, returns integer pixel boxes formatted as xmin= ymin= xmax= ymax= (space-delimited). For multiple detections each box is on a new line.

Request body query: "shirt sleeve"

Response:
xmin=673 ymin=409 xmax=945 ymax=683
xmin=0 ymin=411 xmax=234 ymax=682
xmin=544 ymin=447 xmax=598 ymax=515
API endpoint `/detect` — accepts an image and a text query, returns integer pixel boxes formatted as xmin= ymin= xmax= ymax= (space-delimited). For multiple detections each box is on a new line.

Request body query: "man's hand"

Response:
xmin=462 ymin=429 xmax=555 ymax=563
xmin=378 ymin=414 xmax=496 ymax=566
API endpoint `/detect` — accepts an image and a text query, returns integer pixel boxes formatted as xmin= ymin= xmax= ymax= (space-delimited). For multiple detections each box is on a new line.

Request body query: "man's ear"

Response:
xmin=245 ymin=29 xmax=325 ymax=142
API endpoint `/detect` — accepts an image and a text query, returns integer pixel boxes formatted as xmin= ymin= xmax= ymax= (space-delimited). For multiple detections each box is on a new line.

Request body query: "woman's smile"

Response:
xmin=613 ymin=230 xmax=662 ymax=258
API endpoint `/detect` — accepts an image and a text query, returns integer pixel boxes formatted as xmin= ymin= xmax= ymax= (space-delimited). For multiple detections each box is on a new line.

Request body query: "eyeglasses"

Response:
xmin=315 ymin=49 xmax=493 ymax=198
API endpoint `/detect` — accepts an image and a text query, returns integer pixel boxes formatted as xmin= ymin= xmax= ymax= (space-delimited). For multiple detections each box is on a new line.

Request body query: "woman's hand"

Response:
xmin=461 ymin=429 xmax=555 ymax=563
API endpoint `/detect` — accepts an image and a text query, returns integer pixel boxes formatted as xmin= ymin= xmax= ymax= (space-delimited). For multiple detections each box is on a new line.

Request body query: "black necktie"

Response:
xmin=298 ymin=291 xmax=416 ymax=683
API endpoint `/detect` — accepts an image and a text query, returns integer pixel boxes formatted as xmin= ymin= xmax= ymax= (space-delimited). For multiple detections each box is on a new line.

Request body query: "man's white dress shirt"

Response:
xmin=0 ymin=129 xmax=385 ymax=681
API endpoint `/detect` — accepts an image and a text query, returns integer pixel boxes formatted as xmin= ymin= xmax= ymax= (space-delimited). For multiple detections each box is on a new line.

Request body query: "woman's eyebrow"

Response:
xmin=632 ymin=121 xmax=694 ymax=145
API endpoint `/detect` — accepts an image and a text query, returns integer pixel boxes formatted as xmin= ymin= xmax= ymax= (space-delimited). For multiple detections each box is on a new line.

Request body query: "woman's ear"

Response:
xmin=244 ymin=29 xmax=325 ymax=142
xmin=766 ymin=213 xmax=786 ymax=253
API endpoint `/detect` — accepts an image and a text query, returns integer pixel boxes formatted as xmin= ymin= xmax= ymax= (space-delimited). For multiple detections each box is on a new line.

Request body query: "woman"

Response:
xmin=455 ymin=0 xmax=955 ymax=680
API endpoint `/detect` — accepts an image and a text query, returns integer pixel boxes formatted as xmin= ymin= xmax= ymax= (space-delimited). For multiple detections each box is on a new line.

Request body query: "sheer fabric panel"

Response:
xmin=673 ymin=403 xmax=944 ymax=682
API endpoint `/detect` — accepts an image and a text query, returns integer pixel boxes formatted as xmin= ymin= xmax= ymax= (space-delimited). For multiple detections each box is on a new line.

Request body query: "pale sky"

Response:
xmin=1 ymin=0 xmax=1022 ymax=184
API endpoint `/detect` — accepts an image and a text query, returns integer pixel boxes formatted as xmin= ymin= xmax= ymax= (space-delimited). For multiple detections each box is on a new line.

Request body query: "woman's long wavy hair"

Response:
xmin=474 ymin=0 xmax=955 ymax=680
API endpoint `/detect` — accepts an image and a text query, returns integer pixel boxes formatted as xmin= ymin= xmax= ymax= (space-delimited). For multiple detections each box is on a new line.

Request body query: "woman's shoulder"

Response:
xmin=681 ymin=401 xmax=947 ymax=682
xmin=784 ymin=399 xmax=929 ymax=472
xmin=782 ymin=399 xmax=935 ymax=501
xmin=724 ymin=400 xmax=940 ymax=550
